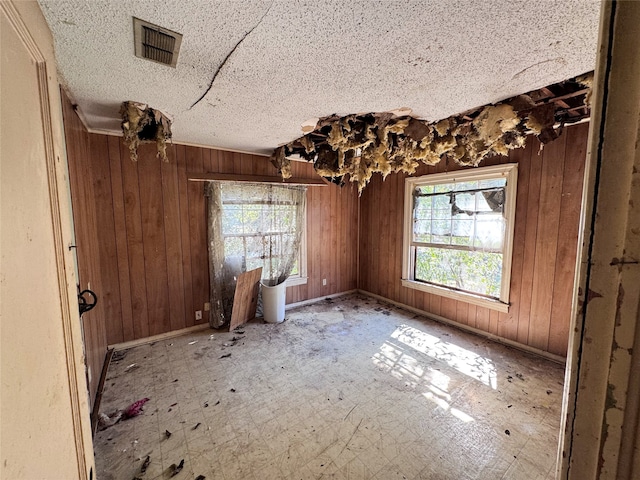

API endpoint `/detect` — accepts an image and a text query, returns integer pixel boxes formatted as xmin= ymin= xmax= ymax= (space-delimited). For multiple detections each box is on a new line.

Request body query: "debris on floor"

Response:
xmin=94 ymin=293 xmax=565 ymax=479
xmin=111 ymin=350 xmax=127 ymax=363
xmin=124 ymin=363 xmax=139 ymax=372
xmin=124 ymin=398 xmax=150 ymax=418
xmin=97 ymin=397 xmax=150 ymax=430
xmin=169 ymin=459 xmax=184 ymax=477
xmin=140 ymin=455 xmax=150 ymax=474
xmin=97 ymin=411 xmax=122 ymax=430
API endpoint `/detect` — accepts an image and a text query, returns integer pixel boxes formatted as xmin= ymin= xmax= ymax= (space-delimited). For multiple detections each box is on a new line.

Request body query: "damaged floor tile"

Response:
xmin=94 ymin=294 xmax=564 ymax=479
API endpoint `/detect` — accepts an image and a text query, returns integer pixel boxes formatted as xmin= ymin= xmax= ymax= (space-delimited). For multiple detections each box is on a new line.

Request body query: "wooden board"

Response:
xmin=229 ymin=268 xmax=262 ymax=331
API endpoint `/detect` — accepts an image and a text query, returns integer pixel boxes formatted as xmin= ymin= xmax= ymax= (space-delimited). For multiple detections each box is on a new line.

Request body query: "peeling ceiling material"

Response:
xmin=272 ymin=74 xmax=592 ymax=192
xmin=120 ymin=101 xmax=172 ymax=161
xmin=38 ymin=1 xmax=600 ymax=154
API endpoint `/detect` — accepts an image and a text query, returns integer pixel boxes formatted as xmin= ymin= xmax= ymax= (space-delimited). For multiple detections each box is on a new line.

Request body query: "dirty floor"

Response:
xmin=94 ymin=294 xmax=564 ymax=480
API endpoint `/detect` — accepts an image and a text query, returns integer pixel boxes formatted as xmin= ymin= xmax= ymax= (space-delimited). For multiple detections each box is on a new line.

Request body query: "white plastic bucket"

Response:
xmin=261 ymin=281 xmax=286 ymax=323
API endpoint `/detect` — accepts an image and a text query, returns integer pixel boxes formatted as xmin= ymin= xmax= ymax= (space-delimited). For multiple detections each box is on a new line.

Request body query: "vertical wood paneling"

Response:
xmin=161 ymin=147 xmax=187 ymax=333
xmin=467 ymin=304 xmax=477 ymax=329
xmin=176 ymin=144 xmax=195 ymax=329
xmin=501 ymin=141 xmax=532 ymax=342
xmin=120 ymin=140 xmax=150 ymax=339
xmin=517 ymin=144 xmax=544 ymax=345
xmin=61 ymin=91 xmax=107 ymax=408
xmin=548 ymin=122 xmax=588 ymax=355
xmin=330 ymin=181 xmax=338 ymax=292
xmin=137 ymin=145 xmax=171 ymax=336
xmin=108 ymin=135 xmax=135 ymax=342
xmin=63 ymin=120 xmax=587 ymax=356
xmin=186 ymin=146 xmax=208 ymax=327
xmin=358 ymin=125 xmax=588 ymax=356
xmin=88 ymin=134 xmax=122 ymax=344
xmin=68 ymin=131 xmax=358 ymax=343
xmin=528 ymin=134 xmax=567 ymax=350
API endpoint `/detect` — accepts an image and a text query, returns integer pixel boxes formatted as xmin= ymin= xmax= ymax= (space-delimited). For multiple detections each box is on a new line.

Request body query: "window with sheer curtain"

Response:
xmin=205 ymin=182 xmax=307 ymax=327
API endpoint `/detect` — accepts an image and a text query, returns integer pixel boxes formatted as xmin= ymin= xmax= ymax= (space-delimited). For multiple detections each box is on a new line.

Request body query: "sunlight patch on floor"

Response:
xmin=391 ymin=324 xmax=498 ymax=389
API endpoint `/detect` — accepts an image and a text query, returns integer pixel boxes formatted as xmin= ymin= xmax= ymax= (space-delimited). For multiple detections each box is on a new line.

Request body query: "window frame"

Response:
xmin=219 ymin=185 xmax=308 ymax=287
xmin=401 ymin=164 xmax=518 ymax=312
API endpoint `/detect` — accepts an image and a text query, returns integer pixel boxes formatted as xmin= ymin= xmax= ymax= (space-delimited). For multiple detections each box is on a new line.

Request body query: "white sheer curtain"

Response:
xmin=205 ymin=182 xmax=306 ymax=328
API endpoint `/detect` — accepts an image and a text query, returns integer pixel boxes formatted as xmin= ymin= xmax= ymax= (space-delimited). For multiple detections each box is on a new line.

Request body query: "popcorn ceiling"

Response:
xmin=38 ymin=0 xmax=600 ymax=155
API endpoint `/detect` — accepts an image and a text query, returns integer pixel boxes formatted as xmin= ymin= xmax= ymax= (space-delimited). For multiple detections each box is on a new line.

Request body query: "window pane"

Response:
xmin=432 ymin=195 xmax=450 ymax=210
xmin=474 ymin=216 xmax=505 ymax=251
xmin=246 ymin=236 xmax=266 ymax=259
xmin=451 ymin=218 xmax=473 ymax=246
xmin=415 ymin=246 xmax=503 ymax=298
xmin=222 ymin=206 xmax=244 ymax=235
xmin=452 ymin=192 xmax=475 ymax=210
xmin=224 ymin=236 xmax=244 ymax=257
xmin=242 ymin=206 xmax=263 ymax=233
xmin=290 ymin=259 xmax=299 ymax=276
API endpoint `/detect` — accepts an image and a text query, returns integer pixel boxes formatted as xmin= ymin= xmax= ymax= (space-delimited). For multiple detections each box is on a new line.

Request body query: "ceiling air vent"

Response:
xmin=133 ymin=17 xmax=182 ymax=68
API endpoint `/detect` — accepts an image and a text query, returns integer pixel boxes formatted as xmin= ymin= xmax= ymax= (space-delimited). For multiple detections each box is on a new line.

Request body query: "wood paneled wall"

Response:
xmin=65 ymin=121 xmax=359 ymax=346
xmin=359 ymin=123 xmax=588 ymax=357
xmin=61 ymin=91 xmax=107 ymax=408
xmin=64 ymin=88 xmax=585 ymax=363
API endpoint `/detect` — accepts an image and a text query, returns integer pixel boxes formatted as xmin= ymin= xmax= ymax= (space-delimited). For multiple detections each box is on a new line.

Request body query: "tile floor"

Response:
xmin=94 ymin=294 xmax=565 ymax=480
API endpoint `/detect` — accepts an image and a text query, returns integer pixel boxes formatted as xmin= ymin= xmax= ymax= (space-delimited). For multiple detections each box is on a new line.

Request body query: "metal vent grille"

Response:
xmin=133 ymin=18 xmax=182 ymax=68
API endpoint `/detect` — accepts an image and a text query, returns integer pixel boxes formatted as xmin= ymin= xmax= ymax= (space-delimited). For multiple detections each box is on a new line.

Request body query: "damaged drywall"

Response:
xmin=120 ymin=101 xmax=172 ymax=162
xmin=271 ymin=73 xmax=593 ymax=193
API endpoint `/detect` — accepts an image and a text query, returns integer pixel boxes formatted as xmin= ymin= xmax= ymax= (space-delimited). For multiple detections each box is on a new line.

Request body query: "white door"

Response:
xmin=1 ymin=1 xmax=95 ymax=478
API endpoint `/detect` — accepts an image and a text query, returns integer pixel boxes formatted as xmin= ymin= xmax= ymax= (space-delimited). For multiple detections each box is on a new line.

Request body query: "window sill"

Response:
xmin=286 ymin=276 xmax=308 ymax=287
xmin=401 ymin=279 xmax=509 ymax=313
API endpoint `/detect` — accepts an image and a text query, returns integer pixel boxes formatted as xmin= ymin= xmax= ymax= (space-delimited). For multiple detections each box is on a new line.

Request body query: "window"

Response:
xmin=402 ymin=164 xmax=517 ymax=312
xmin=220 ymin=183 xmax=307 ymax=286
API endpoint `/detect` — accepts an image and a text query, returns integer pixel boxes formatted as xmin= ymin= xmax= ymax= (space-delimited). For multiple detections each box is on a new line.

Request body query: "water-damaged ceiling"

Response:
xmin=39 ymin=0 xmax=601 ymax=155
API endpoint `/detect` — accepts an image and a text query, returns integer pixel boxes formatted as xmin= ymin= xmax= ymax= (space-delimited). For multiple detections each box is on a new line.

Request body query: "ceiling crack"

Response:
xmin=188 ymin=2 xmax=273 ymax=110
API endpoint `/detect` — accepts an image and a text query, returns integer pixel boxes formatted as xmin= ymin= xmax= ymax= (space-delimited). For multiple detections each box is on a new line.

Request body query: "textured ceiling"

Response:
xmin=39 ymin=0 xmax=600 ymax=155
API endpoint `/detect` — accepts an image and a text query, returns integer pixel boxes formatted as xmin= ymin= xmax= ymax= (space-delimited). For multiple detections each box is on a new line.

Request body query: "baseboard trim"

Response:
xmin=358 ymin=290 xmax=567 ymax=365
xmin=90 ymin=348 xmax=113 ymax=434
xmin=286 ymin=289 xmax=358 ymax=310
xmin=109 ymin=323 xmax=211 ymax=351
xmin=108 ymin=292 xmax=357 ymax=350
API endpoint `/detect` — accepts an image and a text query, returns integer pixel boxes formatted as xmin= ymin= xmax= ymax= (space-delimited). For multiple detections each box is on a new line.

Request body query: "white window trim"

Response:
xmin=286 ymin=201 xmax=308 ymax=287
xmin=402 ymin=164 xmax=518 ymax=313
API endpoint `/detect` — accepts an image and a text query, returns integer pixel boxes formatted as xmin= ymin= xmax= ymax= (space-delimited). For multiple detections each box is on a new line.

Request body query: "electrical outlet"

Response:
xmin=204 ymin=302 xmax=210 ymax=311
xmin=322 ymin=278 xmax=327 ymax=286
xmin=195 ymin=310 xmax=202 ymax=320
